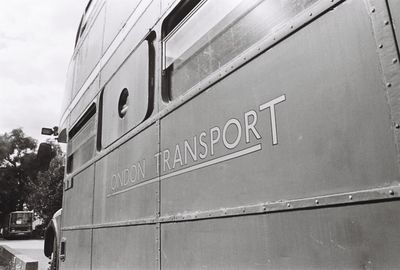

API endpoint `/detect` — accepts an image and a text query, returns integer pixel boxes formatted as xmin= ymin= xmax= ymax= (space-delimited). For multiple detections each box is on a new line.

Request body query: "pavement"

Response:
xmin=0 ymin=238 xmax=49 ymax=270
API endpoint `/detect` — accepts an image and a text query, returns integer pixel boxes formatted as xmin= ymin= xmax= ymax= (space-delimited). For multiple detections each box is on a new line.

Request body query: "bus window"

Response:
xmin=67 ymin=104 xmax=96 ymax=173
xmin=101 ymin=39 xmax=153 ymax=148
xmin=162 ymin=0 xmax=318 ymax=100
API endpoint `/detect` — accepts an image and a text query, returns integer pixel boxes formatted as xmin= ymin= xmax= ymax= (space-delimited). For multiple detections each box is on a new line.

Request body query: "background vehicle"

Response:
xmin=44 ymin=209 xmax=62 ymax=270
xmin=41 ymin=0 xmax=400 ymax=269
xmin=1 ymin=211 xmax=33 ymax=239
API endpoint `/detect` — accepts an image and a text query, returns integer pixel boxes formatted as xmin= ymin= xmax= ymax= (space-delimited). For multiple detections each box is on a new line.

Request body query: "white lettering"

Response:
xmin=111 ymin=175 xmax=117 ymax=191
xmin=184 ymin=137 xmax=197 ymax=164
xmin=163 ymin=149 xmax=171 ymax=172
xmin=244 ymin=110 xmax=261 ymax=143
xmin=210 ymin=127 xmax=221 ymax=156
xmin=222 ymin=118 xmax=242 ymax=149
xmin=199 ymin=132 xmax=208 ymax=159
xmin=173 ymin=144 xmax=183 ymax=168
xmin=138 ymin=159 xmax=145 ymax=179
xmin=259 ymin=95 xmax=286 ymax=145
xmin=154 ymin=152 xmax=161 ymax=174
xmin=130 ymin=164 xmax=137 ymax=183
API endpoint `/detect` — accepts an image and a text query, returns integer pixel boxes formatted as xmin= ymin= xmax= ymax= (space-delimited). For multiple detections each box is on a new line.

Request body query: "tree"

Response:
xmin=0 ymin=128 xmax=64 ymax=226
xmin=26 ymin=143 xmax=64 ymax=225
xmin=0 ymin=128 xmax=37 ymax=215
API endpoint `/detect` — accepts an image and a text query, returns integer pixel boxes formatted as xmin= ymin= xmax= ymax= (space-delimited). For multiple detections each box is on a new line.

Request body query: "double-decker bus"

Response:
xmin=1 ymin=211 xmax=33 ymax=239
xmin=42 ymin=0 xmax=400 ymax=268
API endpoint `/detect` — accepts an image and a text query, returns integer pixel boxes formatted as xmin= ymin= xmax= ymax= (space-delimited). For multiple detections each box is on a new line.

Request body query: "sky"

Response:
xmin=0 ymin=0 xmax=88 ymax=143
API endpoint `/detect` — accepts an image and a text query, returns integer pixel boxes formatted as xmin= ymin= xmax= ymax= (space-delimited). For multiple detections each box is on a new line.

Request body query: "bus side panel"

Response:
xmin=70 ymin=76 xmax=100 ymax=128
xmin=100 ymin=0 xmax=160 ymax=90
xmin=92 ymin=225 xmax=158 ymax=270
xmin=161 ymin=200 xmax=400 ymax=269
xmin=59 ymin=230 xmax=92 ymax=270
xmin=62 ymin=165 xmax=95 ymax=227
xmin=160 ymin=0 xmax=399 ymax=216
xmin=93 ymin=124 xmax=159 ymax=224
xmin=73 ymin=6 xmax=105 ymax=97
xmin=387 ymin=0 xmax=400 ymax=48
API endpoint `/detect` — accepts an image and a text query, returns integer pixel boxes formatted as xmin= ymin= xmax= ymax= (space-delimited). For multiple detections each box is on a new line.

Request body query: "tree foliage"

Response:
xmin=26 ymin=144 xmax=64 ymax=225
xmin=0 ymin=128 xmax=63 ymax=225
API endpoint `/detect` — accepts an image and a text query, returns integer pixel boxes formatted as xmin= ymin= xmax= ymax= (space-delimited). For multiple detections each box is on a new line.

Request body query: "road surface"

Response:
xmin=0 ymin=238 xmax=49 ymax=270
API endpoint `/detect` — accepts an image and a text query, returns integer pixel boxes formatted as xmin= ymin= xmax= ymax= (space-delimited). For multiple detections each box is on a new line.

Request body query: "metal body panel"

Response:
xmin=93 ymin=124 xmax=159 ymax=224
xmin=387 ymin=0 xmax=400 ymax=48
xmin=57 ymin=0 xmax=400 ymax=269
xmin=160 ymin=0 xmax=399 ymax=216
xmin=62 ymin=60 xmax=75 ymax=115
xmin=59 ymin=230 xmax=92 ymax=270
xmin=100 ymin=0 xmax=160 ymax=89
xmin=161 ymin=0 xmax=178 ymax=15
xmin=92 ymin=225 xmax=158 ymax=270
xmin=161 ymin=200 xmax=400 ymax=269
xmin=70 ymin=77 xmax=100 ymax=128
xmin=103 ymin=0 xmax=142 ymax=51
xmin=62 ymin=165 xmax=95 ymax=227
xmin=73 ymin=6 xmax=105 ymax=98
xmin=102 ymin=42 xmax=150 ymax=148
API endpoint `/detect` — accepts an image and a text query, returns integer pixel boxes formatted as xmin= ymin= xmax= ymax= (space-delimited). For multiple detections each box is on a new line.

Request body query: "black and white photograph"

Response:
xmin=1 ymin=0 xmax=400 ymax=269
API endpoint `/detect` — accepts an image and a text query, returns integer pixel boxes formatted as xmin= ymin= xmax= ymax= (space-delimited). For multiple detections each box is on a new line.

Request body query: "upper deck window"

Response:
xmin=75 ymin=0 xmax=95 ymax=47
xmin=163 ymin=0 xmax=319 ymax=100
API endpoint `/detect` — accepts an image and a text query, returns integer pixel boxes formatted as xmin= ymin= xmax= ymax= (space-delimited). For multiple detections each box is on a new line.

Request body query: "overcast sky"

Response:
xmin=0 ymin=1 xmax=88 ymax=143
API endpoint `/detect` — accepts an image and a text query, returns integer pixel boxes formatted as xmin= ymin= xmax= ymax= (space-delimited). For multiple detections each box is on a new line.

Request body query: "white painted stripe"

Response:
xmin=107 ymin=177 xmax=159 ymax=198
xmin=106 ymin=144 xmax=262 ymax=197
xmin=160 ymin=144 xmax=262 ymax=180
xmin=61 ymin=0 xmax=154 ymax=125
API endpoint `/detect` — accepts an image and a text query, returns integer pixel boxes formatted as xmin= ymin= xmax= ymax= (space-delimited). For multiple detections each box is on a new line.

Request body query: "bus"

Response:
xmin=1 ymin=211 xmax=33 ymax=239
xmin=41 ymin=0 xmax=400 ymax=269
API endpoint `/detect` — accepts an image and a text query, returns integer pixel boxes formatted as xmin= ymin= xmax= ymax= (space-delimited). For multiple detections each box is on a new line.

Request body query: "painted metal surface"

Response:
xmin=102 ymin=0 xmax=142 ymax=51
xmin=59 ymin=230 xmax=91 ymax=270
xmin=72 ymin=5 xmax=105 ymax=98
xmin=62 ymin=166 xmax=94 ymax=227
xmin=160 ymin=0 xmax=399 ymax=216
xmin=99 ymin=0 xmax=159 ymax=90
xmin=387 ymin=0 xmax=400 ymax=49
xmin=92 ymin=225 xmax=158 ymax=270
xmin=57 ymin=0 xmax=400 ymax=269
xmin=102 ymin=42 xmax=150 ymax=148
xmin=93 ymin=124 xmax=159 ymax=224
xmin=69 ymin=77 xmax=100 ymax=129
xmin=161 ymin=200 xmax=400 ymax=269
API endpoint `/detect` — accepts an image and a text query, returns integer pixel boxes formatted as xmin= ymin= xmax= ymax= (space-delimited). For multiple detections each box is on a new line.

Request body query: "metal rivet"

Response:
xmin=378 ymin=44 xmax=383 ymax=49
xmin=309 ymin=13 xmax=313 ymax=16
xmin=371 ymin=8 xmax=375 ymax=13
xmin=349 ymin=195 xmax=353 ymax=200
xmin=389 ymin=190 xmax=395 ymax=195
xmin=384 ymin=20 xmax=389 ymax=25
xmin=315 ymin=200 xmax=319 ymax=205
xmin=287 ymin=203 xmax=291 ymax=208
xmin=387 ymin=83 xmax=392 ymax=87
xmin=393 ymin=58 xmax=398 ymax=64
xmin=395 ymin=123 xmax=400 ymax=129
